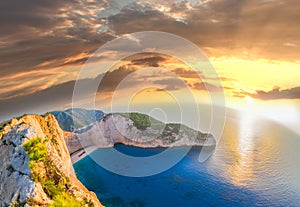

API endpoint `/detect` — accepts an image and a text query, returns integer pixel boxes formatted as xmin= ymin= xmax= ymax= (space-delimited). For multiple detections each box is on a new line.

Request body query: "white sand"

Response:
xmin=71 ymin=146 xmax=98 ymax=164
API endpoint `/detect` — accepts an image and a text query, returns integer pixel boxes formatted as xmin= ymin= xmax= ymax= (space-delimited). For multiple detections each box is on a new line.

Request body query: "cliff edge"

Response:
xmin=0 ymin=114 xmax=103 ymax=207
xmin=65 ymin=112 xmax=216 ymax=156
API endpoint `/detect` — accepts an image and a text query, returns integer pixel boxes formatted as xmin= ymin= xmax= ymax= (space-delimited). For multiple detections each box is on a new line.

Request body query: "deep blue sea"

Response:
xmin=74 ymin=113 xmax=300 ymax=207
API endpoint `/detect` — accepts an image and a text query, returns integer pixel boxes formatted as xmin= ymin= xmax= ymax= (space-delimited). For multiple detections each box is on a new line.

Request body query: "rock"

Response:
xmin=0 ymin=110 xmax=215 ymax=206
xmin=0 ymin=114 xmax=103 ymax=207
xmin=50 ymin=108 xmax=104 ymax=132
xmin=67 ymin=113 xmax=216 ymax=155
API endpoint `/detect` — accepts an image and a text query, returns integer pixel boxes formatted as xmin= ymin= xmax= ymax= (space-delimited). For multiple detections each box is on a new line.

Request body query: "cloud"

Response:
xmin=152 ymin=78 xmax=184 ymax=91
xmin=0 ymin=69 xmax=76 ymax=100
xmin=1 ymin=0 xmax=299 ymax=77
xmin=108 ymin=0 xmax=300 ymax=60
xmin=246 ymin=86 xmax=300 ymax=100
xmin=0 ymin=0 xmax=73 ymax=36
xmin=0 ymin=0 xmax=115 ymax=77
xmin=192 ymin=82 xmax=223 ymax=92
xmin=0 ymin=80 xmax=76 ymax=121
xmin=171 ymin=68 xmax=201 ymax=79
xmin=98 ymin=65 xmax=137 ymax=92
xmin=1 ymin=0 xmax=299 ymax=78
xmin=0 ymin=71 xmax=128 ymax=121
xmin=1 ymin=0 xmax=300 ymax=118
xmin=152 ymin=77 xmax=222 ymax=92
xmin=130 ymin=55 xmax=167 ymax=67
xmin=155 ymin=85 xmax=181 ymax=91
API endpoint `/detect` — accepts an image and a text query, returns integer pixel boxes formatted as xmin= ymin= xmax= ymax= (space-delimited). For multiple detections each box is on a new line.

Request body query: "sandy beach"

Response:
xmin=71 ymin=146 xmax=98 ymax=164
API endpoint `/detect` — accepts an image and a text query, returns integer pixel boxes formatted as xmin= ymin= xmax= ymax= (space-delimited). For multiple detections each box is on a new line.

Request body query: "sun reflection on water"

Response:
xmin=227 ymin=109 xmax=259 ymax=187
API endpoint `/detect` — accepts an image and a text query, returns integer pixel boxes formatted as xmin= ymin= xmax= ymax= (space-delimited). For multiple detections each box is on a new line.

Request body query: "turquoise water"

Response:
xmin=74 ymin=114 xmax=300 ymax=207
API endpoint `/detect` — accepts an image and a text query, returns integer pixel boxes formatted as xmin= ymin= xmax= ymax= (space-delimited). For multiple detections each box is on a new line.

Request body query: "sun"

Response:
xmin=245 ymin=96 xmax=254 ymax=104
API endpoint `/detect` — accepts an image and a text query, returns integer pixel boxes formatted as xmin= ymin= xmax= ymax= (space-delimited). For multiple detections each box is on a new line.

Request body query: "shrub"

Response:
xmin=23 ymin=137 xmax=47 ymax=169
xmin=51 ymin=192 xmax=84 ymax=207
xmin=126 ymin=112 xmax=161 ymax=130
xmin=23 ymin=137 xmax=94 ymax=207
xmin=33 ymin=160 xmax=82 ymax=205
xmin=43 ymin=180 xmax=65 ymax=198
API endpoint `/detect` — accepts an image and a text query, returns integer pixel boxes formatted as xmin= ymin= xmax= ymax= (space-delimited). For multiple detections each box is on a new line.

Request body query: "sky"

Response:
xmin=0 ymin=0 xmax=299 ymax=132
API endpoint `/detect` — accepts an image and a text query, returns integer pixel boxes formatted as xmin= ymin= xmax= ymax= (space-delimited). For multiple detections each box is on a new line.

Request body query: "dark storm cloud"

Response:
xmin=246 ymin=86 xmax=300 ymax=100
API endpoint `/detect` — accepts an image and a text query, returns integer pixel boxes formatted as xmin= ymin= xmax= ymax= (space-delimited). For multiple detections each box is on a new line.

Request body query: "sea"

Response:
xmin=74 ymin=111 xmax=300 ymax=207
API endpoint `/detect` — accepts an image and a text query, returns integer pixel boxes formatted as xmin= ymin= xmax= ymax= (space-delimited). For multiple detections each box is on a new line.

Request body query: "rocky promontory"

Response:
xmin=63 ymin=112 xmax=216 ymax=156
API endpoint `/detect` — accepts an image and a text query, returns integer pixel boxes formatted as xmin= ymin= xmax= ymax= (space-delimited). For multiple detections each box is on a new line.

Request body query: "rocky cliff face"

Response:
xmin=50 ymin=109 xmax=104 ymax=132
xmin=0 ymin=114 xmax=103 ymax=207
xmin=66 ymin=113 xmax=216 ymax=156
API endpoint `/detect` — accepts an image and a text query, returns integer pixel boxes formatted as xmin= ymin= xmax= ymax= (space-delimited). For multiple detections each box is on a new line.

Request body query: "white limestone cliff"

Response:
xmin=0 ymin=114 xmax=103 ymax=207
xmin=66 ymin=113 xmax=216 ymax=155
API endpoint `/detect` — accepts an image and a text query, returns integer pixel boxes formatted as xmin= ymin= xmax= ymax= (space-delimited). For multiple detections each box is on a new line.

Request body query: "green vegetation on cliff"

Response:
xmin=119 ymin=112 xmax=163 ymax=130
xmin=23 ymin=137 xmax=94 ymax=207
xmin=23 ymin=137 xmax=47 ymax=169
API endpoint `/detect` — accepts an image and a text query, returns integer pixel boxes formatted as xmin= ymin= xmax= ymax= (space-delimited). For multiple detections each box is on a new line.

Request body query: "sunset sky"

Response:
xmin=0 ymin=0 xmax=299 ymax=132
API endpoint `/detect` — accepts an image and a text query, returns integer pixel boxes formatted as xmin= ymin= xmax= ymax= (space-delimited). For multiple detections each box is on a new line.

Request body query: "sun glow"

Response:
xmin=211 ymin=57 xmax=300 ymax=91
xmin=228 ymin=97 xmax=300 ymax=134
xmin=245 ymin=96 xmax=254 ymax=104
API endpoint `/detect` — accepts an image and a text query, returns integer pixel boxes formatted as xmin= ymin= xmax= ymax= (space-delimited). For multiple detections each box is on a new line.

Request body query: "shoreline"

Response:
xmin=70 ymin=144 xmax=216 ymax=164
xmin=71 ymin=146 xmax=98 ymax=164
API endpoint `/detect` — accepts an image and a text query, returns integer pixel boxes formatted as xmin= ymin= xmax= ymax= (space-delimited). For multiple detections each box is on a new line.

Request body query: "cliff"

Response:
xmin=50 ymin=109 xmax=104 ymax=132
xmin=0 ymin=110 xmax=215 ymax=205
xmin=66 ymin=113 xmax=216 ymax=156
xmin=0 ymin=114 xmax=103 ymax=207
